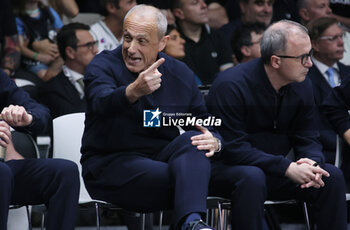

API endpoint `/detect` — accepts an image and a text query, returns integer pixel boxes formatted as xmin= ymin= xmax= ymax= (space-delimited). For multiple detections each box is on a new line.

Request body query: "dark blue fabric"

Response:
xmin=0 ymin=70 xmax=79 ymax=229
xmin=207 ymin=59 xmax=347 ymax=230
xmin=207 ymin=59 xmax=325 ymax=176
xmin=83 ymin=131 xmax=211 ymax=228
xmin=81 ymin=47 xmax=222 ymax=228
xmin=322 ymin=73 xmax=350 ymax=136
xmin=0 ymin=70 xmax=50 ymax=135
xmin=0 ymin=159 xmax=79 ymax=230
xmin=308 ymin=63 xmax=350 ymax=163
xmin=219 ymin=19 xmax=242 ymax=41
xmin=82 ymin=46 xmax=221 ymax=158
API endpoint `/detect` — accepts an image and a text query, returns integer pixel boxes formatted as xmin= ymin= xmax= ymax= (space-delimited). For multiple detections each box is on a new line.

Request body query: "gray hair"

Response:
xmin=124 ymin=4 xmax=168 ymax=40
xmin=260 ymin=20 xmax=309 ymax=64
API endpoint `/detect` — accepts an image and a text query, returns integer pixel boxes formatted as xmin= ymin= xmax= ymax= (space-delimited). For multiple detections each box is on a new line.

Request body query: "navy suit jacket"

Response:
xmin=39 ymin=71 xmax=86 ymax=119
xmin=0 ymin=70 xmax=50 ymax=134
xmin=308 ymin=62 xmax=350 ymax=163
xmin=322 ymin=74 xmax=350 ymax=136
xmin=81 ymin=46 xmax=222 ymax=176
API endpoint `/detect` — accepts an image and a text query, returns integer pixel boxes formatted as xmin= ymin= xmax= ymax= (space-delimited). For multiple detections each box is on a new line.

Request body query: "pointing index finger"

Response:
xmin=146 ymin=58 xmax=165 ymax=73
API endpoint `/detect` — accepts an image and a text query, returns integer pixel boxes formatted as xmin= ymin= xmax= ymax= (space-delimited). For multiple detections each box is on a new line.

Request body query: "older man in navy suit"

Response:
xmin=307 ymin=17 xmax=350 ymax=167
xmin=81 ymin=5 xmax=225 ymax=230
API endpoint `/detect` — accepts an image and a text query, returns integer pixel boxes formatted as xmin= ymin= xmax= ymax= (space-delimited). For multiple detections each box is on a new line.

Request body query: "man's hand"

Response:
xmin=32 ymin=39 xmax=59 ymax=58
xmin=1 ymin=105 xmax=33 ymax=127
xmin=343 ymin=129 xmax=350 ymax=146
xmin=296 ymin=158 xmax=329 ymax=188
xmin=126 ymin=58 xmax=165 ymax=103
xmin=0 ymin=121 xmax=11 ymax=149
xmin=191 ymin=125 xmax=219 ymax=157
xmin=285 ymin=161 xmax=329 ymax=189
xmin=36 ymin=53 xmax=56 ymax=65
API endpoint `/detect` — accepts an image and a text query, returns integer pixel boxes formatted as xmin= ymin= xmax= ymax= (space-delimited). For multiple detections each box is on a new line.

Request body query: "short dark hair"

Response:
xmin=308 ymin=17 xmax=338 ymax=41
xmin=170 ymin=0 xmax=183 ymax=11
xmin=100 ymin=0 xmax=120 ymax=17
xmin=231 ymin=22 xmax=266 ymax=62
xmin=166 ymin=24 xmax=178 ymax=35
xmin=57 ymin=22 xmax=90 ymax=61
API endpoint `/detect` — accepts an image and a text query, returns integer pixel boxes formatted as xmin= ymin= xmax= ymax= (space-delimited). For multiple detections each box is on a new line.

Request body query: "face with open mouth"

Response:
xmin=122 ymin=10 xmax=166 ymax=73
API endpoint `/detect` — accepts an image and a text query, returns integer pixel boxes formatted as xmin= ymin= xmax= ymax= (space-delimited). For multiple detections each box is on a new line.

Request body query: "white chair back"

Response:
xmin=52 ymin=112 xmax=92 ymax=203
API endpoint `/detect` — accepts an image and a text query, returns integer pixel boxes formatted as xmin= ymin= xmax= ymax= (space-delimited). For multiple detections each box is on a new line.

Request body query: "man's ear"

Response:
xmin=241 ymin=46 xmax=251 ymax=57
xmin=159 ymin=35 xmax=170 ymax=52
xmin=65 ymin=46 xmax=76 ymax=60
xmin=239 ymin=2 xmax=246 ymax=15
xmin=172 ymin=8 xmax=184 ymax=20
xmin=299 ymin=8 xmax=310 ymax=22
xmin=106 ymin=2 xmax=117 ymax=14
xmin=311 ymin=40 xmax=320 ymax=52
xmin=270 ymin=55 xmax=280 ymax=69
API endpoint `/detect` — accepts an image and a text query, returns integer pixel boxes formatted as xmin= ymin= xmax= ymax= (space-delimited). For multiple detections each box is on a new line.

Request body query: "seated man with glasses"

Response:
xmin=306 ymin=17 xmax=350 ymax=171
xmin=207 ymin=19 xmax=347 ymax=230
xmin=39 ymin=22 xmax=98 ymax=119
xmin=307 ymin=17 xmax=350 ymax=192
xmin=230 ymin=22 xmax=266 ymax=65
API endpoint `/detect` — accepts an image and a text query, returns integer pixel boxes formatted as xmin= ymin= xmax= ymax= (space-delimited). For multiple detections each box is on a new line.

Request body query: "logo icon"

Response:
xmin=143 ymin=108 xmax=162 ymax=127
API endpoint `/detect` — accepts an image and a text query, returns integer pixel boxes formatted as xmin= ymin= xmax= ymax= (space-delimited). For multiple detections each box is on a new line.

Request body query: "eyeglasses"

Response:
xmin=275 ymin=49 xmax=313 ymax=66
xmin=74 ymin=40 xmax=98 ymax=50
xmin=318 ymin=33 xmax=345 ymax=42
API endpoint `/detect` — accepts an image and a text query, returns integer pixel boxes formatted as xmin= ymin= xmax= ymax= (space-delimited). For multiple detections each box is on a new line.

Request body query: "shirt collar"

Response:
xmin=311 ymin=56 xmax=339 ymax=74
xmin=62 ymin=65 xmax=84 ymax=81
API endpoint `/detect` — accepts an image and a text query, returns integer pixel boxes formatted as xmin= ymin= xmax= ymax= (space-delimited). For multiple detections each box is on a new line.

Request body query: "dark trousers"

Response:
xmin=83 ymin=131 xmax=211 ymax=229
xmin=210 ymin=162 xmax=347 ymax=230
xmin=210 ymin=161 xmax=266 ymax=230
xmin=0 ymin=158 xmax=80 ymax=230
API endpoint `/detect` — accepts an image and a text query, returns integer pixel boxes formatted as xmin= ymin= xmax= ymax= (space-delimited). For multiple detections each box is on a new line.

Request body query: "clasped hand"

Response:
xmin=285 ymin=158 xmax=330 ymax=189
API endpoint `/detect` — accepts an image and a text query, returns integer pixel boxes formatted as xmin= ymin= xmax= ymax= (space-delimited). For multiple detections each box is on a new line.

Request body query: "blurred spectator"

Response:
xmin=297 ymin=0 xmax=350 ymax=65
xmin=307 ymin=17 xmax=350 ymax=164
xmin=322 ymin=74 xmax=350 ymax=191
xmin=272 ymin=0 xmax=300 ymax=23
xmin=308 ymin=17 xmax=350 ymax=191
xmin=13 ymin=0 xmax=64 ymax=81
xmin=172 ymin=0 xmax=233 ymax=85
xmin=216 ymin=0 xmax=240 ymax=22
xmin=221 ymin=0 xmax=273 ymax=41
xmin=163 ymin=24 xmax=202 ymax=85
xmin=206 ymin=1 xmax=229 ymax=29
xmin=90 ymin=0 xmax=136 ymax=53
xmin=48 ymin=0 xmax=79 ymax=18
xmin=39 ymin=23 xmax=97 ymax=118
xmin=0 ymin=0 xmax=21 ymax=77
xmin=163 ymin=25 xmax=186 ymax=59
xmin=323 ymin=75 xmax=350 ymax=147
xmin=231 ymin=22 xmax=266 ymax=65
xmin=330 ymin=1 xmax=350 ymax=28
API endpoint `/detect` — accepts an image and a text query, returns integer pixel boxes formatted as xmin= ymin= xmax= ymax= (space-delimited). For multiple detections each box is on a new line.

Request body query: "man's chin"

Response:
xmin=125 ymin=63 xmax=143 ymax=73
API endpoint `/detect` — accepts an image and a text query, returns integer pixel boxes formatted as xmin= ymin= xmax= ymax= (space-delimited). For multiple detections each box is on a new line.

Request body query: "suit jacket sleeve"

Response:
xmin=322 ymin=75 xmax=350 ymax=136
xmin=84 ymin=52 xmax=134 ymax=116
xmin=0 ymin=70 xmax=50 ymax=134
